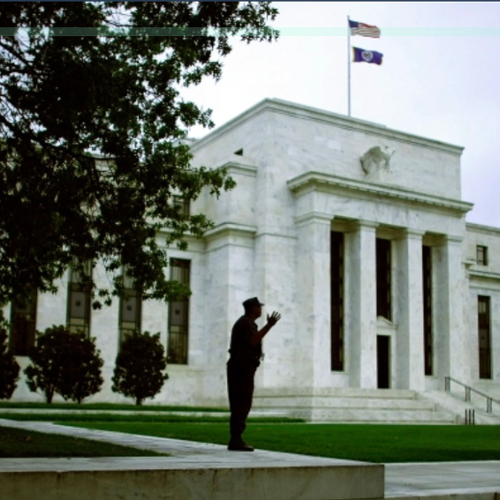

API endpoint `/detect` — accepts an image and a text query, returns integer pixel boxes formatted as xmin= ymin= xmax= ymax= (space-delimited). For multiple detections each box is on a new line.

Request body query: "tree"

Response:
xmin=112 ymin=331 xmax=168 ymax=405
xmin=0 ymin=2 xmax=279 ymax=307
xmin=0 ymin=327 xmax=20 ymax=400
xmin=24 ymin=325 xmax=103 ymax=403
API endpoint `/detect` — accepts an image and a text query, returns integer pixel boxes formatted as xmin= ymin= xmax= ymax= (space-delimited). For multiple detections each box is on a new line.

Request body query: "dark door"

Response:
xmin=377 ymin=335 xmax=390 ymax=389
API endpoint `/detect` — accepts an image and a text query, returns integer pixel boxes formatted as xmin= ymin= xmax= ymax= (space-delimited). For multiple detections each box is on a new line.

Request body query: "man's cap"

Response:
xmin=243 ymin=297 xmax=264 ymax=309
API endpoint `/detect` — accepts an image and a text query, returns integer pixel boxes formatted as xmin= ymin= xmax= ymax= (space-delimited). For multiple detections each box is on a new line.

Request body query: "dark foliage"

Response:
xmin=0 ymin=2 xmax=278 ymax=307
xmin=112 ymin=331 xmax=168 ymax=405
xmin=24 ymin=325 xmax=103 ymax=403
xmin=0 ymin=328 xmax=20 ymax=399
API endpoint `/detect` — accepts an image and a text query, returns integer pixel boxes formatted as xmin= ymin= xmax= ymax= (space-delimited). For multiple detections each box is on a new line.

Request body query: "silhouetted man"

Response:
xmin=227 ymin=297 xmax=281 ymax=451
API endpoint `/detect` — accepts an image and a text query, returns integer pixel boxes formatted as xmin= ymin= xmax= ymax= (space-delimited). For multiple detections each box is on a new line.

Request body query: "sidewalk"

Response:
xmin=1 ymin=419 xmax=499 ymax=500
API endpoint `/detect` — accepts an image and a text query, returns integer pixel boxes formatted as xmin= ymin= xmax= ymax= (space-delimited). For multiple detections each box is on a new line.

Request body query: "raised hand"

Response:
xmin=267 ymin=311 xmax=281 ymax=327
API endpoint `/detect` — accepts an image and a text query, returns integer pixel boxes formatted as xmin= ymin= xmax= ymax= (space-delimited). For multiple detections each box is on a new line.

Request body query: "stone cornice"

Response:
xmin=287 ymin=171 xmax=473 ymax=215
xmin=466 ymin=222 xmax=500 ymax=237
xmin=468 ymin=269 xmax=500 ymax=282
xmin=190 ymin=98 xmax=464 ymax=156
xmin=220 ymin=160 xmax=258 ymax=177
xmin=203 ymin=222 xmax=257 ymax=243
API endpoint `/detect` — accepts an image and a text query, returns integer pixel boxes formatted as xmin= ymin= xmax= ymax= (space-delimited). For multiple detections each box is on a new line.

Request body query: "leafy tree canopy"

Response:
xmin=0 ymin=2 xmax=278 ymax=307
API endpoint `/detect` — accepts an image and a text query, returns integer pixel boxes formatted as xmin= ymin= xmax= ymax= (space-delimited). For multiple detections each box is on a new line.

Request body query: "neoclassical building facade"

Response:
xmin=6 ymin=99 xmax=500 ymax=417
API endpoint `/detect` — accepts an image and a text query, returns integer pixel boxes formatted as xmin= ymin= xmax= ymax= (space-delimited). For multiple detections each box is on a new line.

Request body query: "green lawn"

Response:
xmin=61 ymin=421 xmax=500 ymax=463
xmin=0 ymin=426 xmax=167 ymax=458
xmin=3 ymin=403 xmax=500 ymax=463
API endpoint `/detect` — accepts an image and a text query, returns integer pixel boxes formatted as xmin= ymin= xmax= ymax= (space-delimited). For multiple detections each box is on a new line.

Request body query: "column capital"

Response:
xmin=445 ymin=234 xmax=464 ymax=244
xmin=294 ymin=211 xmax=332 ymax=227
xmin=345 ymin=219 xmax=379 ymax=232
xmin=433 ymin=233 xmax=464 ymax=246
xmin=396 ymin=228 xmax=426 ymax=239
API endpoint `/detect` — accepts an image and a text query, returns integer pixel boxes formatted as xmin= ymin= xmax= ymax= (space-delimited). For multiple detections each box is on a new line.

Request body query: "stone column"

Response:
xmin=295 ymin=214 xmax=332 ymax=388
xmin=347 ymin=220 xmax=378 ymax=389
xmin=434 ymin=235 xmax=467 ymax=383
xmin=396 ymin=229 xmax=425 ymax=390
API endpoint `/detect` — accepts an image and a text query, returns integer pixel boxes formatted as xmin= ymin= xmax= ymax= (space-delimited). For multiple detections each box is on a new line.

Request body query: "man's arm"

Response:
xmin=249 ymin=311 xmax=281 ymax=346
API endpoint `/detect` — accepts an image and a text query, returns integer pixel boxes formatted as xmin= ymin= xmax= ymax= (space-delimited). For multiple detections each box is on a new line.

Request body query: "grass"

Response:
xmin=0 ymin=426 xmax=168 ymax=458
xmin=3 ymin=403 xmax=500 ymax=462
xmin=61 ymin=421 xmax=500 ymax=463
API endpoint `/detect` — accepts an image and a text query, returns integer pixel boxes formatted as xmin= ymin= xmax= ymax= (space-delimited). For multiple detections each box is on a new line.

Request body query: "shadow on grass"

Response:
xmin=0 ymin=426 xmax=168 ymax=458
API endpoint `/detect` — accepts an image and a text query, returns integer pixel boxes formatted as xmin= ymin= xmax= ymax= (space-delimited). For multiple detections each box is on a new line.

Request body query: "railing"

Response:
xmin=445 ymin=376 xmax=499 ymax=414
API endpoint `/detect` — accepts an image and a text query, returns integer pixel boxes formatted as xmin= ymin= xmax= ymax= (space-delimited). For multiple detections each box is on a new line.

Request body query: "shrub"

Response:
xmin=0 ymin=328 xmax=20 ymax=400
xmin=56 ymin=332 xmax=104 ymax=404
xmin=112 ymin=331 xmax=168 ymax=405
xmin=25 ymin=325 xmax=103 ymax=403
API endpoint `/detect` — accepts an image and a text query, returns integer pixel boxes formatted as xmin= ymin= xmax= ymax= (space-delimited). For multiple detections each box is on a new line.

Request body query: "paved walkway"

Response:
xmin=1 ymin=419 xmax=500 ymax=499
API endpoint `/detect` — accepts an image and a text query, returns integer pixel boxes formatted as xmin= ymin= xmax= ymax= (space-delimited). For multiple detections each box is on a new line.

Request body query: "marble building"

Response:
xmin=6 ymin=99 xmax=500 ymax=416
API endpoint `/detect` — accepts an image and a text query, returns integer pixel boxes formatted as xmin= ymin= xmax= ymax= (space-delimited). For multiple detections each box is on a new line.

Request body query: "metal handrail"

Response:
xmin=444 ymin=376 xmax=500 ymax=414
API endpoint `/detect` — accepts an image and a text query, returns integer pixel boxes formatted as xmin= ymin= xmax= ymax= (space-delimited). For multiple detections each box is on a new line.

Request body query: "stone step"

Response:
xmin=285 ymin=408 xmax=456 ymax=423
xmin=255 ymin=387 xmax=417 ymax=399
xmin=0 ymin=420 xmax=384 ymax=500
xmin=253 ymin=396 xmax=436 ymax=411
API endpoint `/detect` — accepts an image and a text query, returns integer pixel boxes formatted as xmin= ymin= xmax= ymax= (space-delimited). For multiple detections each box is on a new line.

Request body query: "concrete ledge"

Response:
xmin=0 ymin=457 xmax=384 ymax=500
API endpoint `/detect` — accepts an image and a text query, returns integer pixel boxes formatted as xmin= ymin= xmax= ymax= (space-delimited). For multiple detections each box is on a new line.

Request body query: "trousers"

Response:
xmin=227 ymin=358 xmax=257 ymax=440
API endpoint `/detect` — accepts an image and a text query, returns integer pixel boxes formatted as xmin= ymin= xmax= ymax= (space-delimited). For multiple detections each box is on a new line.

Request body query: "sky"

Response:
xmin=181 ymin=2 xmax=500 ymax=228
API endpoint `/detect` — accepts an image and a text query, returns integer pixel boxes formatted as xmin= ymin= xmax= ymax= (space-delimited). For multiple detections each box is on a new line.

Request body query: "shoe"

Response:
xmin=227 ymin=440 xmax=254 ymax=452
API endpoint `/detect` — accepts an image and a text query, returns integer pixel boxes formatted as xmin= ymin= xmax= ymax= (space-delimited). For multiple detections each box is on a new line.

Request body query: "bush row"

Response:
xmin=0 ymin=325 xmax=168 ymax=405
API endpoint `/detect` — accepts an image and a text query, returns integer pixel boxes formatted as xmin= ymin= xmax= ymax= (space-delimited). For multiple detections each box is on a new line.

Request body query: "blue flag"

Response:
xmin=352 ymin=47 xmax=383 ymax=65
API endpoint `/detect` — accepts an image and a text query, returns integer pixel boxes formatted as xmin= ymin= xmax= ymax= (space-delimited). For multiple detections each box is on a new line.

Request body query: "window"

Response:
xmin=67 ymin=261 xmax=92 ymax=336
xmin=478 ymin=295 xmax=492 ymax=379
xmin=168 ymin=259 xmax=190 ymax=364
xmin=422 ymin=246 xmax=433 ymax=375
xmin=10 ymin=288 xmax=37 ymax=356
xmin=119 ymin=267 xmax=142 ymax=343
xmin=476 ymin=246 xmax=488 ymax=266
xmin=376 ymin=238 xmax=392 ymax=320
xmin=173 ymin=195 xmax=190 ymax=218
xmin=331 ymin=231 xmax=344 ymax=371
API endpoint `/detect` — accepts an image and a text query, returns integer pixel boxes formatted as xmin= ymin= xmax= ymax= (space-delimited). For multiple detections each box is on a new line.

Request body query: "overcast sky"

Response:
xmin=182 ymin=2 xmax=500 ymax=227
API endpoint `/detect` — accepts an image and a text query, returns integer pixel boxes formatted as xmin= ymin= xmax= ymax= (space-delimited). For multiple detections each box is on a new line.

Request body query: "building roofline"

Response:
xmin=190 ymin=98 xmax=464 ymax=156
xmin=466 ymin=222 xmax=500 ymax=235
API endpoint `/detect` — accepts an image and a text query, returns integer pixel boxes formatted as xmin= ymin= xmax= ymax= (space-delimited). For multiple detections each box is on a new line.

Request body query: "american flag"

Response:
xmin=349 ymin=19 xmax=381 ymax=38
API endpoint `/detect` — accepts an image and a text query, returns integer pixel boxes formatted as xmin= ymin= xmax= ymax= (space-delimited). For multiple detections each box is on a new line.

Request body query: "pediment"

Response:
xmin=377 ymin=316 xmax=397 ymax=332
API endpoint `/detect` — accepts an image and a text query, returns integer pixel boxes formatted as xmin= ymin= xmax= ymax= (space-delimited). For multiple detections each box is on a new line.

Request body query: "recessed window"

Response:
xmin=168 ymin=259 xmax=190 ymax=365
xmin=476 ymin=245 xmax=488 ymax=266
xmin=331 ymin=231 xmax=344 ymax=372
xmin=478 ymin=295 xmax=492 ymax=379
xmin=173 ymin=195 xmax=190 ymax=218
xmin=234 ymin=148 xmax=243 ymax=156
xmin=422 ymin=246 xmax=433 ymax=376
xmin=10 ymin=288 xmax=37 ymax=356
xmin=119 ymin=266 xmax=141 ymax=343
xmin=67 ymin=260 xmax=92 ymax=337
xmin=376 ymin=238 xmax=392 ymax=321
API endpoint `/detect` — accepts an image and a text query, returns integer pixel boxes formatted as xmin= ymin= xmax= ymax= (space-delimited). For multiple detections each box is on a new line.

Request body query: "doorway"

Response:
xmin=377 ymin=335 xmax=390 ymax=389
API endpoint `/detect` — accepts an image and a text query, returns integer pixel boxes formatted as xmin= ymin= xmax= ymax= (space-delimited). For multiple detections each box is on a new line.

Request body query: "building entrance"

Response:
xmin=377 ymin=335 xmax=390 ymax=389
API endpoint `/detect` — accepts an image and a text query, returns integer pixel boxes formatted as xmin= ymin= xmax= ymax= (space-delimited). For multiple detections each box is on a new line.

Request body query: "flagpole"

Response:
xmin=347 ymin=15 xmax=351 ymax=117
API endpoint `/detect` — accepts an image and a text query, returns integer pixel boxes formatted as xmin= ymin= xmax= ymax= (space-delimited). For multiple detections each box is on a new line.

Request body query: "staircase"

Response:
xmin=252 ymin=387 xmax=458 ymax=424
xmin=422 ymin=378 xmax=500 ymax=425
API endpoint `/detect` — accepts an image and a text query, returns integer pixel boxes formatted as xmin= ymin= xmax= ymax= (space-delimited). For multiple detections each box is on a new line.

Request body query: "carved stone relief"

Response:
xmin=360 ymin=146 xmax=395 ymax=175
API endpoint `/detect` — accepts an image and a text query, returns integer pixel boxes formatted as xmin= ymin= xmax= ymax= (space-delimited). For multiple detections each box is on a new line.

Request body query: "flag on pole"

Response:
xmin=352 ymin=47 xmax=383 ymax=65
xmin=349 ymin=19 xmax=381 ymax=38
